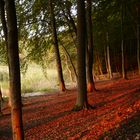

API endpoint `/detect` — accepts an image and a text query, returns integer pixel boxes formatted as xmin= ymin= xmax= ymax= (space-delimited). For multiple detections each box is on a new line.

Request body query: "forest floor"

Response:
xmin=0 ymin=76 xmax=140 ymax=140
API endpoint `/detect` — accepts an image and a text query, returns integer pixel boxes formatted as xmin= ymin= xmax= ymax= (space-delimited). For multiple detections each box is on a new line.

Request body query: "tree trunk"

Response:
xmin=5 ymin=0 xmax=24 ymax=139
xmin=65 ymin=54 xmax=74 ymax=82
xmin=106 ymin=32 xmax=112 ymax=79
xmin=104 ymin=45 xmax=109 ymax=74
xmin=136 ymin=7 xmax=140 ymax=74
xmin=121 ymin=40 xmax=127 ymax=79
xmin=121 ymin=2 xmax=127 ymax=79
xmin=86 ymin=0 xmax=96 ymax=92
xmin=0 ymin=86 xmax=3 ymax=114
xmin=49 ymin=0 xmax=66 ymax=91
xmin=0 ymin=0 xmax=11 ymax=106
xmin=73 ymin=0 xmax=91 ymax=111
xmin=0 ymin=0 xmax=8 ymax=44
xmin=61 ymin=43 xmax=78 ymax=79
xmin=96 ymin=53 xmax=103 ymax=75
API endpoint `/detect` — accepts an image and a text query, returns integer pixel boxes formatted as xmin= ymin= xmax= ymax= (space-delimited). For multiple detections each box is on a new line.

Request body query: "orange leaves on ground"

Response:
xmin=1 ymin=76 xmax=140 ymax=139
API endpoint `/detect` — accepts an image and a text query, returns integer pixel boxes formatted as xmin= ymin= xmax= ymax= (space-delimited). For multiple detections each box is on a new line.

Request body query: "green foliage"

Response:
xmin=0 ymin=0 xmax=139 ymax=81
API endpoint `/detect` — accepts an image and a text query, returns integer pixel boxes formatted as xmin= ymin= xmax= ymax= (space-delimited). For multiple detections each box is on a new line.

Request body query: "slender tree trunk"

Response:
xmin=104 ymin=45 xmax=109 ymax=74
xmin=49 ymin=0 xmax=66 ymax=91
xmin=137 ymin=25 xmax=140 ymax=74
xmin=5 ymin=0 xmax=24 ymax=139
xmin=73 ymin=0 xmax=91 ymax=111
xmin=0 ymin=0 xmax=7 ymax=43
xmin=68 ymin=11 xmax=77 ymax=35
xmin=96 ymin=53 xmax=103 ymax=75
xmin=0 ymin=86 xmax=3 ymax=114
xmin=136 ymin=8 xmax=140 ymax=74
xmin=0 ymin=0 xmax=6 ymax=111
xmin=106 ymin=32 xmax=112 ymax=79
xmin=121 ymin=1 xmax=127 ymax=79
xmin=62 ymin=0 xmax=77 ymax=35
xmin=65 ymin=54 xmax=75 ymax=82
xmin=0 ymin=0 xmax=11 ymax=107
xmin=86 ymin=0 xmax=96 ymax=92
xmin=121 ymin=40 xmax=126 ymax=79
xmin=61 ymin=43 xmax=78 ymax=79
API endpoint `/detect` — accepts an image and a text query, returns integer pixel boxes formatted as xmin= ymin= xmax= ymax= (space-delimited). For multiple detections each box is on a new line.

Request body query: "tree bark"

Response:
xmin=73 ymin=0 xmax=91 ymax=111
xmin=61 ymin=43 xmax=78 ymax=79
xmin=0 ymin=0 xmax=8 ymax=44
xmin=49 ymin=0 xmax=66 ymax=91
xmin=5 ymin=0 xmax=24 ymax=139
xmin=136 ymin=7 xmax=140 ymax=74
xmin=106 ymin=32 xmax=112 ymax=79
xmin=121 ymin=40 xmax=127 ymax=79
xmin=121 ymin=1 xmax=127 ymax=79
xmin=86 ymin=0 xmax=96 ymax=92
xmin=0 ymin=86 xmax=3 ymax=114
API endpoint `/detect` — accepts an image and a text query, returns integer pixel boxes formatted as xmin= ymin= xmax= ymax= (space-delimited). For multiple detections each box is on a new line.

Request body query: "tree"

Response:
xmin=5 ymin=0 xmax=24 ymax=139
xmin=86 ymin=0 xmax=97 ymax=92
xmin=49 ymin=0 xmax=66 ymax=91
xmin=136 ymin=6 xmax=140 ymax=74
xmin=121 ymin=0 xmax=127 ymax=79
xmin=106 ymin=32 xmax=112 ymax=79
xmin=0 ymin=0 xmax=7 ymax=44
xmin=0 ymin=86 xmax=4 ymax=115
xmin=73 ymin=0 xmax=91 ymax=111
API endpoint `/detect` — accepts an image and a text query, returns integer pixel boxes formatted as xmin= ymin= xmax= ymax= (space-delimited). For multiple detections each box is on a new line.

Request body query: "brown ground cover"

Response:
xmin=0 ymin=76 xmax=140 ymax=140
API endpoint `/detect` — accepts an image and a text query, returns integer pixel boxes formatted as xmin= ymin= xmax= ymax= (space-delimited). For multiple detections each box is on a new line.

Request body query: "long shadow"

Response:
xmin=1 ymin=83 xmax=140 ymax=139
xmin=99 ymin=111 xmax=140 ymax=140
xmin=0 ymin=110 xmax=72 ymax=138
xmin=26 ymin=89 xmax=140 ymax=133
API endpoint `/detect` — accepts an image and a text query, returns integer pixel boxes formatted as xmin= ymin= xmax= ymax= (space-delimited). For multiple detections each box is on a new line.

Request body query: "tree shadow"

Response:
xmin=99 ymin=111 xmax=140 ymax=140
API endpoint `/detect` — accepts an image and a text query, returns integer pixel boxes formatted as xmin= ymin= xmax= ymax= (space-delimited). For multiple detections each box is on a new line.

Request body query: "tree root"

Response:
xmin=72 ymin=103 xmax=94 ymax=111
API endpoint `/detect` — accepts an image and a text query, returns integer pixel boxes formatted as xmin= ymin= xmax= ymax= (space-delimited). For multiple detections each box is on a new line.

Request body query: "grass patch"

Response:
xmin=0 ymin=64 xmax=59 ymax=94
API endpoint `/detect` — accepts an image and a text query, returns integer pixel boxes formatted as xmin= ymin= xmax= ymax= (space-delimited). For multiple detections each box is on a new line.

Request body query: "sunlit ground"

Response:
xmin=0 ymin=75 xmax=140 ymax=139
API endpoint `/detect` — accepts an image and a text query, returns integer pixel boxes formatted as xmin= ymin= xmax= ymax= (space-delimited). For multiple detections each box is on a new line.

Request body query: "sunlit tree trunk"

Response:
xmin=96 ymin=53 xmax=103 ymax=75
xmin=73 ymin=0 xmax=91 ymax=111
xmin=0 ymin=0 xmax=6 ymax=113
xmin=86 ymin=0 xmax=96 ymax=92
xmin=61 ymin=43 xmax=78 ymax=79
xmin=49 ymin=0 xmax=66 ymax=91
xmin=5 ymin=0 xmax=24 ymax=139
xmin=0 ymin=87 xmax=3 ymax=114
xmin=106 ymin=32 xmax=112 ymax=79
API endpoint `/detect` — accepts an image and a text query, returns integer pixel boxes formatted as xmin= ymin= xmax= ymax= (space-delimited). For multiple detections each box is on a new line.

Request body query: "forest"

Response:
xmin=0 ymin=0 xmax=140 ymax=139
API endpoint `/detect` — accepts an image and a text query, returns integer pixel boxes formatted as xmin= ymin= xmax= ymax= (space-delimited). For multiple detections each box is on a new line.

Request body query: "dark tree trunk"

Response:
xmin=49 ymin=0 xmax=66 ymax=91
xmin=73 ymin=0 xmax=91 ymax=111
xmin=5 ymin=0 xmax=24 ymax=139
xmin=0 ymin=86 xmax=3 ymax=114
xmin=86 ymin=0 xmax=96 ymax=92
xmin=121 ymin=1 xmax=127 ymax=79
xmin=136 ymin=7 xmax=140 ymax=74
xmin=0 ymin=0 xmax=8 ymax=44
xmin=62 ymin=9 xmax=77 ymax=35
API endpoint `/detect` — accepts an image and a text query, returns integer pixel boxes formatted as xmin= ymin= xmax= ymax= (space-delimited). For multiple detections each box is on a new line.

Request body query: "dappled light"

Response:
xmin=0 ymin=0 xmax=140 ymax=139
xmin=0 ymin=76 xmax=140 ymax=139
